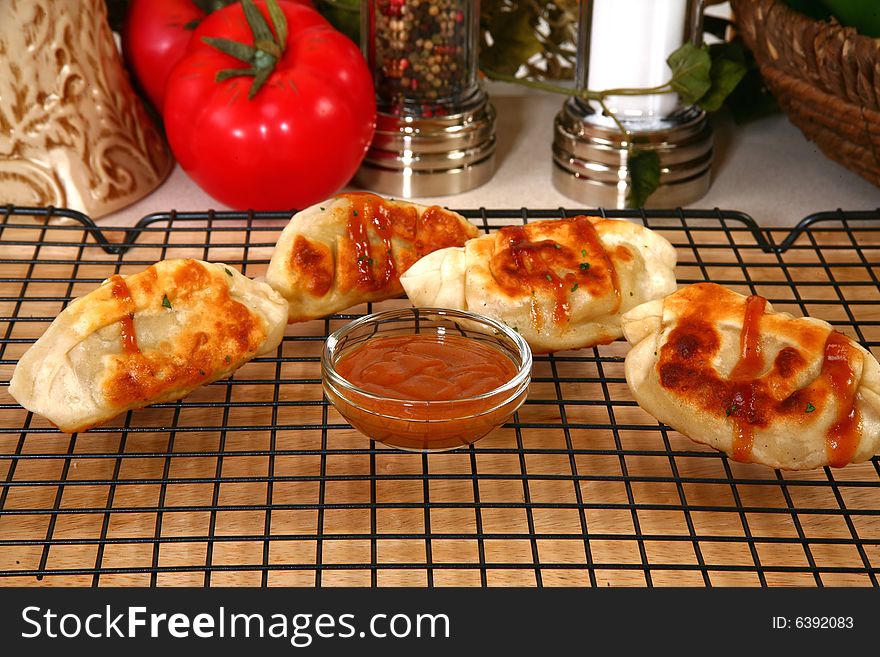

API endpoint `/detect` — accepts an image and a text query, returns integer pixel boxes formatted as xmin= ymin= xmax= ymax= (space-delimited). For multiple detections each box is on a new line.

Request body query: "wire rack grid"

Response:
xmin=0 ymin=205 xmax=878 ymax=588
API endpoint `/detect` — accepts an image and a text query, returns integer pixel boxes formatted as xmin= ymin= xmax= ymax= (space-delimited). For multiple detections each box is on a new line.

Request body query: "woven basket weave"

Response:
xmin=731 ymin=0 xmax=880 ymax=187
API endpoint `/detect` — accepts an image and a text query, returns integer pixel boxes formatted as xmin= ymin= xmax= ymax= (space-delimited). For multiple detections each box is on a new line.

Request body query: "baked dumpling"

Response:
xmin=9 ymin=259 xmax=288 ymax=433
xmin=266 ymin=193 xmax=479 ymax=322
xmin=400 ymin=216 xmax=677 ymax=353
xmin=622 ymin=282 xmax=880 ymax=470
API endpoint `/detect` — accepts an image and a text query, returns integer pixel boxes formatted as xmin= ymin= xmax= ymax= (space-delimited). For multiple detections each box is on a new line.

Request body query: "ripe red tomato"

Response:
xmin=123 ymin=0 xmax=209 ymax=110
xmin=163 ymin=0 xmax=376 ymax=210
xmin=122 ymin=0 xmax=312 ymax=110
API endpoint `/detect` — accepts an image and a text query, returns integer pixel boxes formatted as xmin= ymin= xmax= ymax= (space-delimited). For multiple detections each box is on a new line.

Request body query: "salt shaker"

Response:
xmin=355 ymin=0 xmax=496 ymax=197
xmin=553 ymin=0 xmax=713 ymax=207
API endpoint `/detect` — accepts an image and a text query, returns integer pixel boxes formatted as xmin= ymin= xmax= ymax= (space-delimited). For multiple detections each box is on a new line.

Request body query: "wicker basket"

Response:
xmin=731 ymin=0 xmax=880 ymax=187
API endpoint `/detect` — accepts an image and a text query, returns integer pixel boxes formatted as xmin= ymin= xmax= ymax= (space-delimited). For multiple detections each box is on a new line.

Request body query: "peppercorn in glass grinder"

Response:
xmin=355 ymin=0 xmax=496 ymax=197
xmin=553 ymin=0 xmax=713 ymax=207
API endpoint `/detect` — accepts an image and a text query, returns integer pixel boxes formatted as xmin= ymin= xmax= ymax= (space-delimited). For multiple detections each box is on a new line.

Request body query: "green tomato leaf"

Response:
xmin=626 ymin=150 xmax=661 ymax=209
xmin=202 ymin=37 xmax=257 ymax=64
xmin=216 ymin=67 xmax=257 ymax=82
xmin=699 ymin=56 xmax=748 ymax=112
xmin=242 ymin=0 xmax=276 ymax=46
xmin=479 ymin=8 xmax=543 ymax=77
xmin=266 ymin=0 xmax=289 ymax=50
xmin=249 ymin=65 xmax=273 ymax=99
xmin=667 ymin=43 xmax=712 ymax=106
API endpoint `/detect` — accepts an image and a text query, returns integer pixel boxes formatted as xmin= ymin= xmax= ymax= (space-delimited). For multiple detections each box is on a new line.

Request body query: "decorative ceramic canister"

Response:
xmin=553 ymin=0 xmax=713 ymax=207
xmin=355 ymin=0 xmax=496 ymax=197
xmin=0 ymin=0 xmax=173 ymax=217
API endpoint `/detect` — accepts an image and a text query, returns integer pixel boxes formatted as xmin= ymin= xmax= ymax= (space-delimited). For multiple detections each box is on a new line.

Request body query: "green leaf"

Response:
xmin=726 ymin=73 xmax=779 ymax=124
xmin=242 ymin=0 xmax=276 ymax=45
xmin=314 ymin=0 xmax=360 ymax=43
xmin=667 ymin=43 xmax=712 ymax=106
xmin=626 ymin=150 xmax=661 ymax=208
xmin=216 ymin=67 xmax=256 ymax=82
xmin=479 ymin=8 xmax=543 ymax=77
xmin=162 ymin=294 xmax=172 ymax=310
xmin=709 ymin=41 xmax=748 ymax=67
xmin=266 ymin=0 xmax=289 ymax=49
xmin=699 ymin=57 xmax=747 ymax=112
xmin=718 ymin=40 xmax=779 ymax=124
xmin=805 ymin=402 xmax=816 ymax=413
xmin=249 ymin=65 xmax=273 ymax=99
xmin=202 ymin=37 xmax=256 ymax=64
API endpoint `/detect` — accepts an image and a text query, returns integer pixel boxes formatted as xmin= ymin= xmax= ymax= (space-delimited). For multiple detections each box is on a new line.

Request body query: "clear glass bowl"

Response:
xmin=322 ymin=307 xmax=532 ymax=452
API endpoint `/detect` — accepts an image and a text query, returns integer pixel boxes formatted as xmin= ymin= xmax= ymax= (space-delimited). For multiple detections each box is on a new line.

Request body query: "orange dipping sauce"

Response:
xmin=325 ymin=322 xmax=530 ymax=452
xmin=335 ymin=334 xmax=519 ymax=401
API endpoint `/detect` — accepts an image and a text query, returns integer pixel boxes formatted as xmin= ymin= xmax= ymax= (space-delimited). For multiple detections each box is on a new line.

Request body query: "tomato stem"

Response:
xmin=202 ymin=0 xmax=289 ymax=99
xmin=216 ymin=67 xmax=257 ymax=81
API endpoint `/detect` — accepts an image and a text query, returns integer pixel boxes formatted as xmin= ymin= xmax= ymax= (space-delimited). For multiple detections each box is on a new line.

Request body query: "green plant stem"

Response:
xmin=481 ymin=69 xmax=583 ymax=96
xmin=598 ymin=84 xmax=676 ymax=97
xmin=597 ymin=97 xmax=629 ymax=140
xmin=482 ymin=67 xmax=676 ymax=101
xmin=203 ymin=0 xmax=289 ymax=99
xmin=483 ymin=68 xmax=676 ymax=140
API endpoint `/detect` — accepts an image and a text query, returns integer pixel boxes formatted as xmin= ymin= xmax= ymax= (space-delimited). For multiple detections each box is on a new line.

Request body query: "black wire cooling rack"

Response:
xmin=0 ymin=205 xmax=878 ymax=587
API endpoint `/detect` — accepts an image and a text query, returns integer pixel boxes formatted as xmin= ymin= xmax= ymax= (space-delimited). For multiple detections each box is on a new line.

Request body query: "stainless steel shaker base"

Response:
xmin=354 ymin=92 xmax=497 ymax=198
xmin=355 ymin=152 xmax=496 ymax=198
xmin=552 ymin=100 xmax=713 ymax=208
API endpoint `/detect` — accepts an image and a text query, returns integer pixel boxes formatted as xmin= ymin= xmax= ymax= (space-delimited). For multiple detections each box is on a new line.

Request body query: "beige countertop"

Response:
xmin=104 ymin=81 xmax=879 ymax=228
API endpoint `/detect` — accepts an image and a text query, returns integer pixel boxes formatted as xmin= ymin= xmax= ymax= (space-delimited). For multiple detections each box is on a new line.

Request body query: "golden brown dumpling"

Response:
xmin=266 ymin=193 xmax=479 ymax=322
xmin=401 ymin=216 xmax=677 ymax=353
xmin=622 ymin=282 xmax=880 ymax=470
xmin=9 ymin=259 xmax=288 ymax=433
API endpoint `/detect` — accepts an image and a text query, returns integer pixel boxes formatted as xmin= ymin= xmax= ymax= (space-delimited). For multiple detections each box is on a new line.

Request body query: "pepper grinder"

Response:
xmin=355 ymin=0 xmax=496 ymax=197
xmin=553 ymin=0 xmax=713 ymax=207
